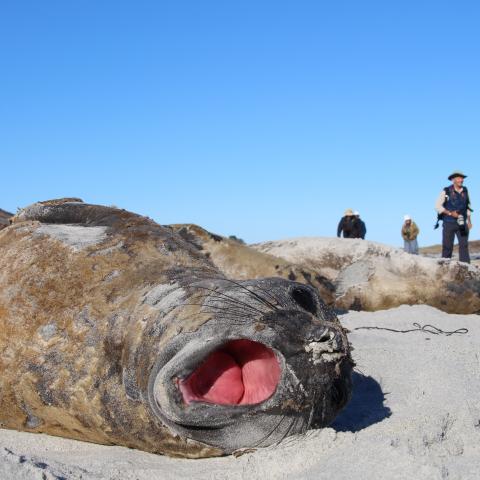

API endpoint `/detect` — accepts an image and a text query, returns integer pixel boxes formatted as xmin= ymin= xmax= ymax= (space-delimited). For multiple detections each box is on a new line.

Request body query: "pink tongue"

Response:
xmin=179 ymin=351 xmax=244 ymax=404
xmin=178 ymin=340 xmax=280 ymax=406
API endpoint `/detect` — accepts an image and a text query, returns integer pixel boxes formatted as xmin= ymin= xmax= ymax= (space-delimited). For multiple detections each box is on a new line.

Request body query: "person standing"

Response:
xmin=337 ymin=209 xmax=356 ymax=238
xmin=401 ymin=215 xmax=419 ymax=254
xmin=435 ymin=171 xmax=473 ymax=263
xmin=353 ymin=211 xmax=366 ymax=239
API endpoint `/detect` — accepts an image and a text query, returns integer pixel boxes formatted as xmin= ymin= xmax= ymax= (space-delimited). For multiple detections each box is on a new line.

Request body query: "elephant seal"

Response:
xmin=0 ymin=199 xmax=352 ymax=458
xmin=253 ymin=237 xmax=480 ymax=314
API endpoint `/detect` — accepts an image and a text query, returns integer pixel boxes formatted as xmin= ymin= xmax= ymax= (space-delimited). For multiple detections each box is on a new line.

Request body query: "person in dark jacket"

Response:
xmin=435 ymin=170 xmax=473 ymax=263
xmin=353 ymin=211 xmax=366 ymax=239
xmin=337 ymin=209 xmax=358 ymax=238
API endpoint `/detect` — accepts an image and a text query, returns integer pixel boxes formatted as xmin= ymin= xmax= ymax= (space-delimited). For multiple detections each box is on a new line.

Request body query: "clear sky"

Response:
xmin=1 ymin=1 xmax=479 ymax=247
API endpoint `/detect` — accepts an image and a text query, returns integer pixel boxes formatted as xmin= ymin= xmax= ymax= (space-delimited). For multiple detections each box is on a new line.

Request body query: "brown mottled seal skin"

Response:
xmin=0 ymin=199 xmax=352 ymax=458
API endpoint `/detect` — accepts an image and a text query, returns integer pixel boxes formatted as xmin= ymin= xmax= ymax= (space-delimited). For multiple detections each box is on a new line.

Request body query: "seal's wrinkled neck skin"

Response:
xmin=147 ymin=278 xmax=352 ymax=452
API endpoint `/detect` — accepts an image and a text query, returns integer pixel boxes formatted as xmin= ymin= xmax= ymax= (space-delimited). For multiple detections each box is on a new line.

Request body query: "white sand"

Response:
xmin=1 ymin=304 xmax=479 ymax=480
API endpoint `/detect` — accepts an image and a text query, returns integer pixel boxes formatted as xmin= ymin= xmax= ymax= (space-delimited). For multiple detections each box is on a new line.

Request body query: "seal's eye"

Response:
xmin=290 ymin=286 xmax=318 ymax=315
xmin=178 ymin=340 xmax=280 ymax=406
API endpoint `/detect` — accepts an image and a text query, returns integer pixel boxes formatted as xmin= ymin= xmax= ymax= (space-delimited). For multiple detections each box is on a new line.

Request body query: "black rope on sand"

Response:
xmin=353 ymin=322 xmax=468 ymax=336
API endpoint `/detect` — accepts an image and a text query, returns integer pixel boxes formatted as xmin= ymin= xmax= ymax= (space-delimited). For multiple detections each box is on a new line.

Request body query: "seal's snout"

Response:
xmin=178 ymin=340 xmax=280 ymax=406
xmin=148 ymin=277 xmax=352 ymax=453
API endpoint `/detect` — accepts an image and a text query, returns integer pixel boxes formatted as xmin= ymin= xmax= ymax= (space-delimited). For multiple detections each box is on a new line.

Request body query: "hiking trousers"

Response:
xmin=404 ymin=239 xmax=418 ymax=254
xmin=442 ymin=221 xmax=470 ymax=263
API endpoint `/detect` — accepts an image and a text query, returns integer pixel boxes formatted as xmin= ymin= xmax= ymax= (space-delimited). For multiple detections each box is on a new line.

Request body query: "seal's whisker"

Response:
xmin=200 ymin=294 xmax=265 ymax=317
xmin=192 ymin=287 xmax=266 ymax=316
xmin=248 ymin=283 xmax=283 ymax=310
xmin=277 ymin=415 xmax=300 ymax=445
xmin=252 ymin=415 xmax=288 ymax=448
xmin=224 ymin=280 xmax=280 ymax=313
xmin=306 ymin=388 xmax=318 ymax=431
xmin=353 ymin=365 xmax=366 ymax=376
xmin=171 ymin=273 xmax=267 ymax=315
xmin=188 ymin=286 xmax=263 ymax=312
xmin=233 ymin=279 xmax=284 ymax=310
xmin=300 ymin=416 xmax=308 ymax=435
xmin=214 ymin=278 xmax=280 ymax=313
xmin=174 ymin=270 xmax=280 ymax=314
xmin=176 ymin=301 xmax=259 ymax=326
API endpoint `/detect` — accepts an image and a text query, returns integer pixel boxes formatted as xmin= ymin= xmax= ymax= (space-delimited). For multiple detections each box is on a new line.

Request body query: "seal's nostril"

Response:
xmin=318 ymin=330 xmax=333 ymax=343
xmin=310 ymin=327 xmax=335 ymax=343
xmin=290 ymin=286 xmax=318 ymax=316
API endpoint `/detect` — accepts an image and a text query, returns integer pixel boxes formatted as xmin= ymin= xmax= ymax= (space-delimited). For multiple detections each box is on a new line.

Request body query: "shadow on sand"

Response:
xmin=330 ymin=372 xmax=391 ymax=432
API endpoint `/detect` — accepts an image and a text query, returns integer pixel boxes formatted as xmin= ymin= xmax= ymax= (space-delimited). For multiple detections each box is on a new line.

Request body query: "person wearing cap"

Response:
xmin=401 ymin=215 xmax=419 ymax=254
xmin=353 ymin=211 xmax=367 ymax=239
xmin=337 ymin=209 xmax=358 ymax=238
xmin=435 ymin=171 xmax=473 ymax=263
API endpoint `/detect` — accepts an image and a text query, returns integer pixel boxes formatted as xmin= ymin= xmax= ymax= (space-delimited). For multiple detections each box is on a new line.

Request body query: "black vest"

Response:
xmin=443 ymin=186 xmax=468 ymax=224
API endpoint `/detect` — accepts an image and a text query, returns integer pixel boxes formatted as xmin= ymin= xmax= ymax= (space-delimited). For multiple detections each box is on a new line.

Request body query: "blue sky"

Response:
xmin=1 ymin=1 xmax=479 ymax=247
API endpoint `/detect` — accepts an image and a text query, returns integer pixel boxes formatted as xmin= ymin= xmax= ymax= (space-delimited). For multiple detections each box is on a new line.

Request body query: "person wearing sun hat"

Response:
xmin=337 ymin=209 xmax=357 ymax=238
xmin=435 ymin=170 xmax=473 ymax=263
xmin=401 ymin=215 xmax=419 ymax=254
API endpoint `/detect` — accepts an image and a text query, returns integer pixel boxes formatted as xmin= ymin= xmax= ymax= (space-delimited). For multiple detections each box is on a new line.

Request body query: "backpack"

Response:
xmin=342 ymin=216 xmax=356 ymax=237
xmin=350 ymin=217 xmax=363 ymax=238
xmin=434 ymin=186 xmax=473 ymax=229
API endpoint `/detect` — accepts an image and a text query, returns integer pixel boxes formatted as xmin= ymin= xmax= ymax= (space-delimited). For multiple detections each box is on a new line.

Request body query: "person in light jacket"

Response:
xmin=402 ymin=215 xmax=419 ymax=254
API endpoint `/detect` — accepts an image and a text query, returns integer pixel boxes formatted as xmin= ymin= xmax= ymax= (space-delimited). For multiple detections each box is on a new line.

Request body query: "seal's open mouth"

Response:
xmin=178 ymin=340 xmax=281 ymax=406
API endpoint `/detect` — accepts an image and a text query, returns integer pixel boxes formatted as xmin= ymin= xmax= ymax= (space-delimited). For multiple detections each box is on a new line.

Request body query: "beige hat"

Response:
xmin=448 ymin=170 xmax=467 ymax=181
xmin=344 ymin=209 xmax=354 ymax=216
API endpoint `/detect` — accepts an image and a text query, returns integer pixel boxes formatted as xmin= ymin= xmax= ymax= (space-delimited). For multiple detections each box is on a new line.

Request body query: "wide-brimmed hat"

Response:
xmin=448 ymin=170 xmax=467 ymax=181
xmin=344 ymin=209 xmax=354 ymax=216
